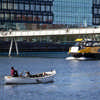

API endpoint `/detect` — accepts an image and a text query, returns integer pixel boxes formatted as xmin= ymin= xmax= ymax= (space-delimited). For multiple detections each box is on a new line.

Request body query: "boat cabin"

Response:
xmin=75 ymin=40 xmax=100 ymax=47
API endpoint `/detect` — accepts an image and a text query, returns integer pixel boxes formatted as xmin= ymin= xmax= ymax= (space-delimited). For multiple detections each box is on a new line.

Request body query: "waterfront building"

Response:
xmin=0 ymin=0 xmax=100 ymax=30
xmin=53 ymin=0 xmax=93 ymax=27
xmin=92 ymin=0 xmax=100 ymax=25
xmin=0 ymin=0 xmax=54 ymax=30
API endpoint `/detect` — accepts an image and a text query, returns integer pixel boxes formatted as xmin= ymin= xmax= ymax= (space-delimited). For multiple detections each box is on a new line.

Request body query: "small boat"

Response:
xmin=4 ymin=70 xmax=56 ymax=84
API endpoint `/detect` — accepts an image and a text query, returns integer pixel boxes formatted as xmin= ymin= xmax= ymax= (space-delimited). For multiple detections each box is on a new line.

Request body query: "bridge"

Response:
xmin=0 ymin=27 xmax=100 ymax=56
xmin=0 ymin=27 xmax=100 ymax=37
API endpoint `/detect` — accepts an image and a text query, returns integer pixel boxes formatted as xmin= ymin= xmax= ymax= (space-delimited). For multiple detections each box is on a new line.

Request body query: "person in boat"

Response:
xmin=25 ymin=72 xmax=31 ymax=77
xmin=11 ymin=67 xmax=15 ymax=77
xmin=42 ymin=72 xmax=46 ymax=76
xmin=11 ymin=67 xmax=18 ymax=77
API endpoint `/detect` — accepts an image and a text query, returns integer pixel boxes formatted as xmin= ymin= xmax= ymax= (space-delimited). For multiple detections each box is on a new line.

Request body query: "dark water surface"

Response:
xmin=1 ymin=54 xmax=100 ymax=100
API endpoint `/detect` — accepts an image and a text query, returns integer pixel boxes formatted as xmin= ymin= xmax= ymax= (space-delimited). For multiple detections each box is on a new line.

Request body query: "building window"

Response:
xmin=8 ymin=3 xmax=13 ymax=9
xmin=25 ymin=4 xmax=29 ymax=10
xmin=97 ymin=0 xmax=100 ymax=4
xmin=14 ymin=3 xmax=19 ymax=10
xmin=36 ymin=5 xmax=40 ymax=11
xmin=46 ymin=6 xmax=50 ymax=11
xmin=31 ymin=4 xmax=34 ymax=11
xmin=16 ymin=14 xmax=22 ymax=21
xmin=39 ymin=15 xmax=42 ymax=22
xmin=94 ymin=8 xmax=98 ymax=14
xmin=96 ymin=18 xmax=100 ymax=24
xmin=27 ymin=15 xmax=33 ymax=22
xmin=19 ymin=4 xmax=24 ymax=10
xmin=41 ymin=5 xmax=45 ymax=11
xmin=11 ymin=13 xmax=14 ymax=21
xmin=2 ymin=3 xmax=7 ymax=9
xmin=0 ymin=13 xmax=4 ymax=20
xmin=5 ymin=13 xmax=10 ymax=20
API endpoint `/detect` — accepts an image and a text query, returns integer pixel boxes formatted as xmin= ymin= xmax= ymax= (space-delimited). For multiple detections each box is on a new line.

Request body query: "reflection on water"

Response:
xmin=1 ymin=56 xmax=100 ymax=100
xmin=4 ymin=85 xmax=18 ymax=95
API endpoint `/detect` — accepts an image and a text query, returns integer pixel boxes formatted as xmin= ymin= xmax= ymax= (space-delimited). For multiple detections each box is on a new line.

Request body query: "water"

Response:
xmin=0 ymin=52 xmax=67 ymax=58
xmin=1 ymin=53 xmax=100 ymax=100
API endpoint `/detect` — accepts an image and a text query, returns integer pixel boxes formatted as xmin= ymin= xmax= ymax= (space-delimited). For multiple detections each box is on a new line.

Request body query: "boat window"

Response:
xmin=82 ymin=42 xmax=86 ymax=46
xmin=93 ymin=42 xmax=100 ymax=46
xmin=75 ymin=42 xmax=80 ymax=46
xmin=85 ymin=42 xmax=92 ymax=47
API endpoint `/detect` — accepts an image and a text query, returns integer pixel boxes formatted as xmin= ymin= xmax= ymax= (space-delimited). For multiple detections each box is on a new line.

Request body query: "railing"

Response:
xmin=0 ymin=27 xmax=100 ymax=37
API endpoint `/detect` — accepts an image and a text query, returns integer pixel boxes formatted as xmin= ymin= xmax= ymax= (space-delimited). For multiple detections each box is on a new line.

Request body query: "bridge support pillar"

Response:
xmin=8 ymin=38 xmax=19 ymax=56
xmin=9 ymin=38 xmax=13 ymax=56
xmin=14 ymin=38 xmax=19 ymax=56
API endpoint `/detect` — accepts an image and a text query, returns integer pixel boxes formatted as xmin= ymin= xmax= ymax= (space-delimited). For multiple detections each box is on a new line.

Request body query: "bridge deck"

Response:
xmin=0 ymin=27 xmax=100 ymax=37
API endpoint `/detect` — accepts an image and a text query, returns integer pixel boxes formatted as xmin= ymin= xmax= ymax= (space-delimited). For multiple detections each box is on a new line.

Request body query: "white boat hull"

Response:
xmin=4 ymin=70 xmax=56 ymax=84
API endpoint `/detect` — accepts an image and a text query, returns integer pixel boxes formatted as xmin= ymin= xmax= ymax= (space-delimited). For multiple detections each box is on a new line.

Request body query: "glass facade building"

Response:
xmin=53 ymin=0 xmax=92 ymax=27
xmin=0 ymin=0 xmax=54 ymax=30
xmin=0 ymin=0 xmax=100 ymax=30
xmin=92 ymin=0 xmax=100 ymax=25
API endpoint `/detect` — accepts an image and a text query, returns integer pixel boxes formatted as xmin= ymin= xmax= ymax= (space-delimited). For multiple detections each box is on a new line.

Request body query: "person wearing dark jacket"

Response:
xmin=14 ymin=70 xmax=18 ymax=77
xmin=11 ymin=67 xmax=18 ymax=77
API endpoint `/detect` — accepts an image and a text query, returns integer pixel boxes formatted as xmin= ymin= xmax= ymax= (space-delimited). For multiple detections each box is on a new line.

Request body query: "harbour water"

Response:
xmin=1 ymin=52 xmax=100 ymax=100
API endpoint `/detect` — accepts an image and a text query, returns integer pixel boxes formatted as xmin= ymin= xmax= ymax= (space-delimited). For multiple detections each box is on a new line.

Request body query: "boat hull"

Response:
xmin=71 ymin=53 xmax=100 ymax=58
xmin=5 ymin=76 xmax=54 ymax=84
